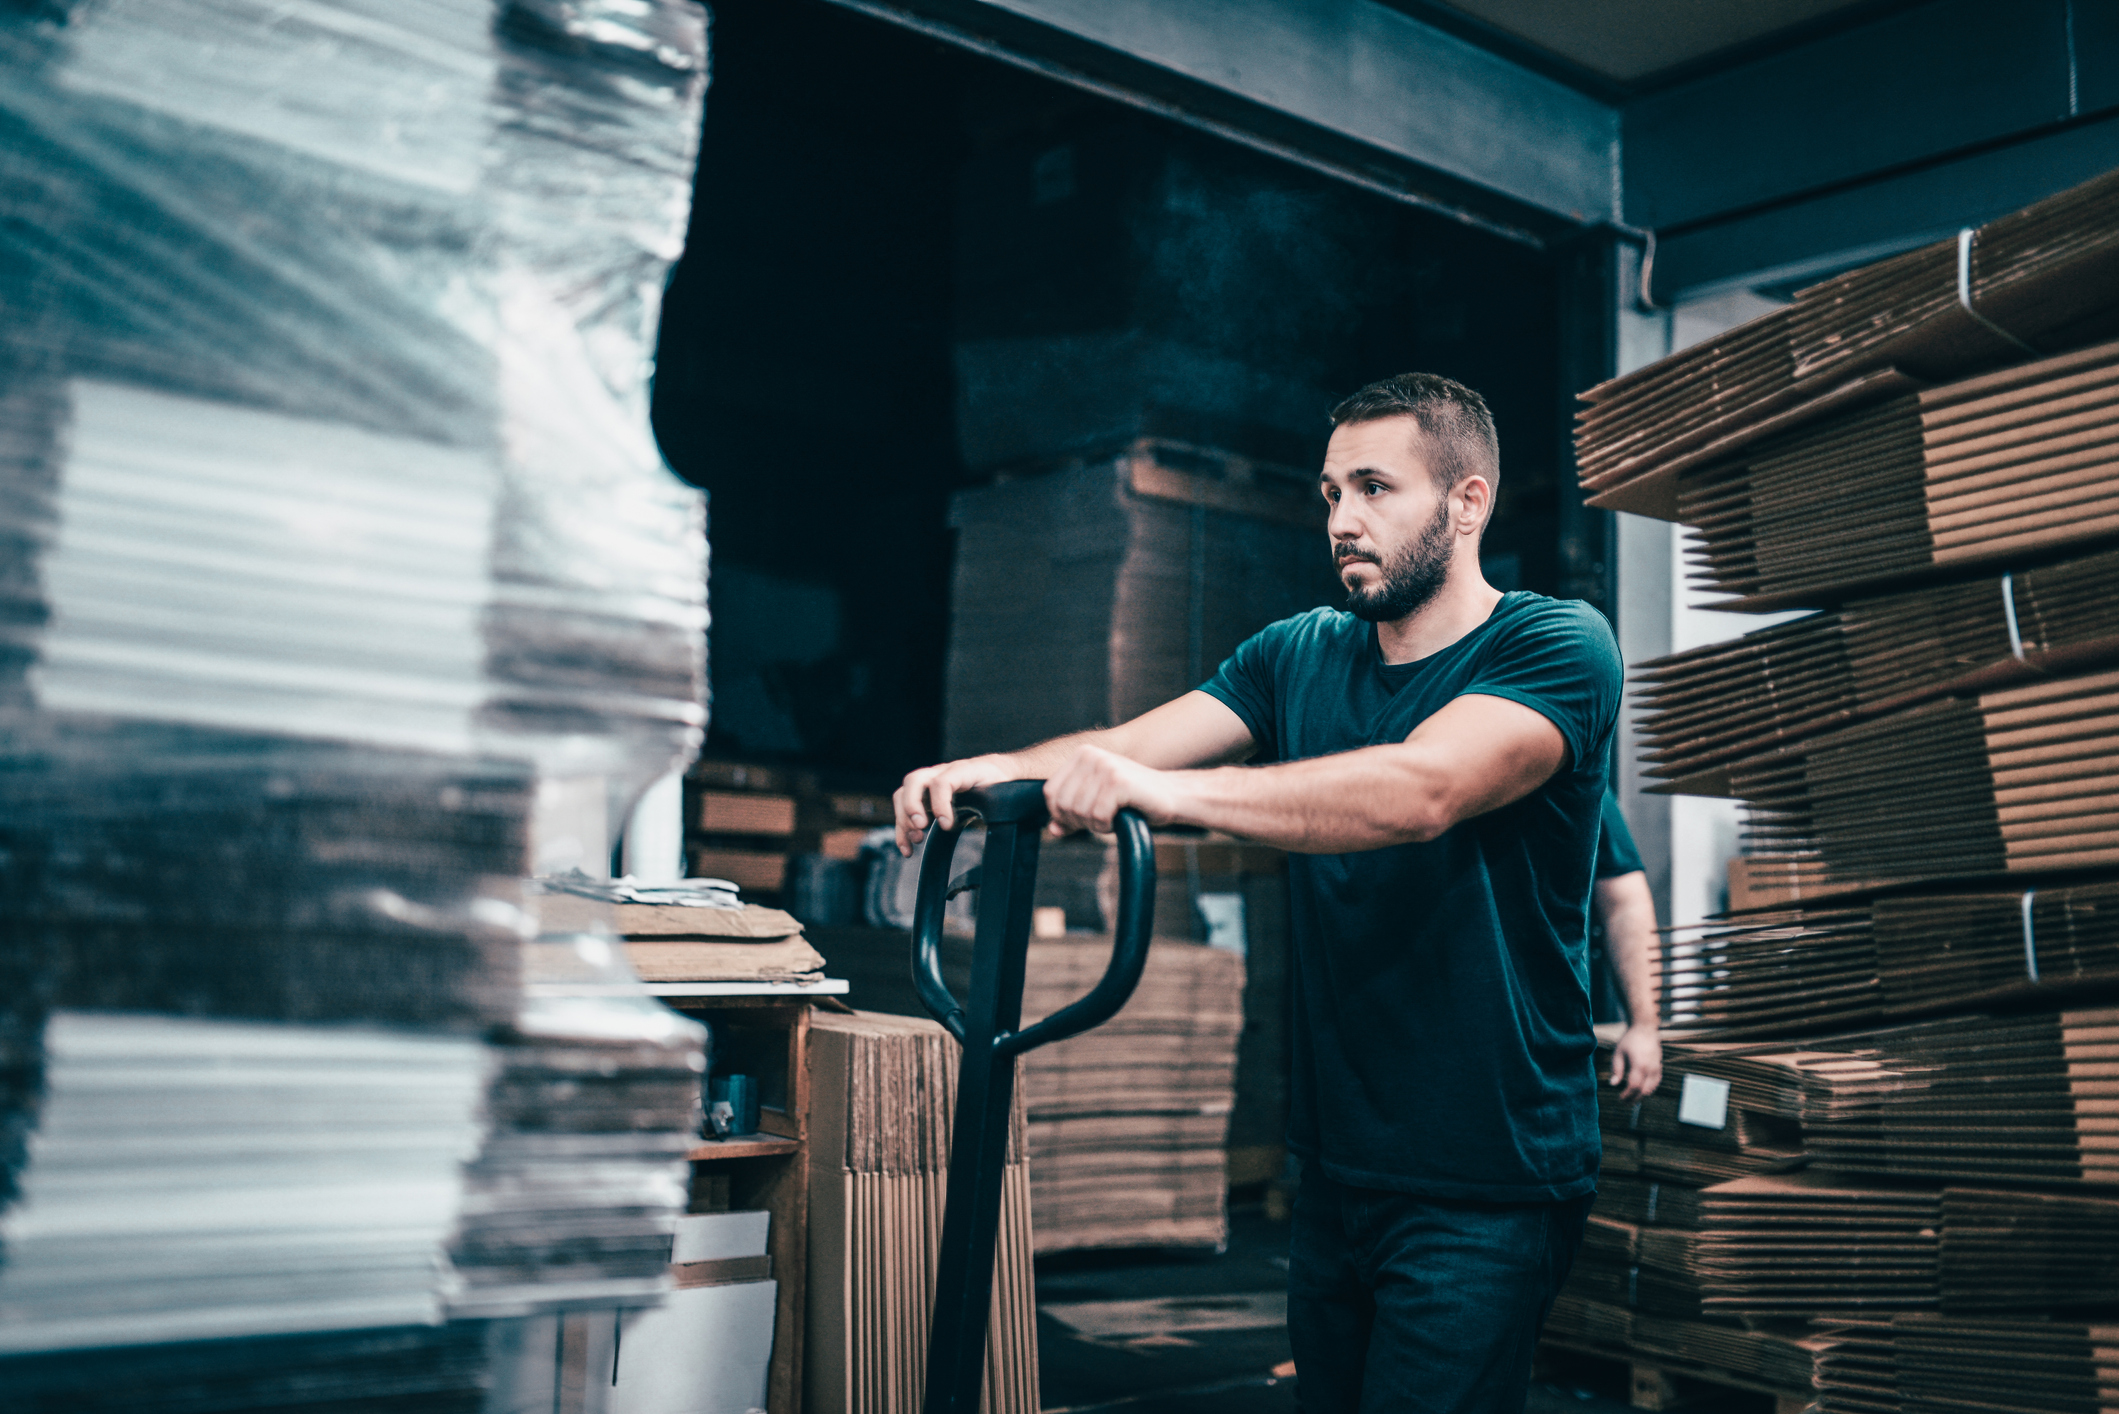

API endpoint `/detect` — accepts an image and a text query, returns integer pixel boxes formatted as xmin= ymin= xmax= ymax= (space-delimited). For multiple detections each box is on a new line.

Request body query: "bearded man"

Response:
xmin=894 ymin=372 xmax=1634 ymax=1414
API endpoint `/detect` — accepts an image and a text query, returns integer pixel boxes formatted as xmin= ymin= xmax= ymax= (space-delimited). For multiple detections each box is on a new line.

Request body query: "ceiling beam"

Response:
xmin=818 ymin=0 xmax=1618 ymax=242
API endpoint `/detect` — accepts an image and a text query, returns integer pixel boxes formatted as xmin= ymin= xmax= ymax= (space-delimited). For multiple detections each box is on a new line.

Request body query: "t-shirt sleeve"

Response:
xmin=1595 ymin=792 xmax=1644 ymax=878
xmin=1457 ymin=602 xmax=1622 ymax=772
xmin=1198 ymin=620 xmax=1285 ymax=760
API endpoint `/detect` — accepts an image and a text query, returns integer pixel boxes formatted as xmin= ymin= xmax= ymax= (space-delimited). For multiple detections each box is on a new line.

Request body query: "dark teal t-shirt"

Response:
xmin=1200 ymin=592 xmax=1623 ymax=1202
xmin=1596 ymin=793 xmax=1644 ymax=879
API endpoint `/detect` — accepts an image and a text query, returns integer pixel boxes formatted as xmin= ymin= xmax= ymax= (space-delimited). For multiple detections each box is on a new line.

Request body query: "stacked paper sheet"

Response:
xmin=1023 ymin=940 xmax=1244 ymax=1253
xmin=0 ymin=0 xmax=713 ymax=1402
xmin=805 ymin=1010 xmax=1038 ymax=1414
xmin=0 ymin=1013 xmax=490 ymax=1354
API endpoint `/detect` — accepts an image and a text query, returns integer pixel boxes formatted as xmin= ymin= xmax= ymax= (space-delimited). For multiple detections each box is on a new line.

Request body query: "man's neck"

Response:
xmin=1374 ymin=568 xmax=1505 ymax=665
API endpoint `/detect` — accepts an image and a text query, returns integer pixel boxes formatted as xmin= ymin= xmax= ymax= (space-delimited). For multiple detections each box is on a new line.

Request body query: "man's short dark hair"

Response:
xmin=1328 ymin=372 xmax=1500 ymax=495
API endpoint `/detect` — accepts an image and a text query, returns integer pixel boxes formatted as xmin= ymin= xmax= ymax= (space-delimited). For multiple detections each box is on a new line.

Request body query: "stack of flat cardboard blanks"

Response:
xmin=1820 ymin=1314 xmax=2119 ymax=1414
xmin=1938 ymin=1186 xmax=2119 ymax=1310
xmin=1696 ymin=1171 xmax=1943 ymax=1317
xmin=1794 ymin=1008 xmax=2119 ymax=1186
xmin=597 ymin=901 xmax=827 ymax=985
xmin=1573 ymin=302 xmax=1804 ymax=507
xmin=1632 ymin=546 xmax=2119 ymax=794
xmin=805 ymin=1010 xmax=1037 ymax=1414
xmin=1679 ymin=338 xmax=2119 ymax=609
xmin=1663 ymin=879 xmax=2119 ymax=1039
xmin=1628 ymin=1318 xmax=1828 ymax=1394
xmin=1791 ymin=169 xmax=2119 ymax=387
xmin=1726 ymin=666 xmax=2119 ymax=888
xmin=1578 ymin=167 xmax=2119 ymax=521
xmin=943 ymin=452 xmax=1336 ymax=761
xmin=1021 ymin=939 xmax=1243 ymax=1253
xmin=1813 ymin=1318 xmax=1898 ymax=1414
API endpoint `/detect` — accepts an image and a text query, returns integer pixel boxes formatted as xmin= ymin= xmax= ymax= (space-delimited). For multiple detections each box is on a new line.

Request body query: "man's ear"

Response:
xmin=1455 ymin=474 xmax=1494 ymax=534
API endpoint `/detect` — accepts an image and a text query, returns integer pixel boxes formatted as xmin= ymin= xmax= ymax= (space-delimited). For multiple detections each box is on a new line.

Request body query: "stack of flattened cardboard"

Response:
xmin=1632 ymin=546 xmax=2119 ymax=794
xmin=578 ymin=897 xmax=828 ymax=986
xmin=1819 ymin=1314 xmax=2119 ymax=1414
xmin=943 ymin=449 xmax=1337 ymax=761
xmin=1577 ymin=168 xmax=2119 ymax=521
xmin=1724 ymin=666 xmax=2119 ymax=890
xmin=805 ymin=1010 xmax=1037 ymax=1414
xmin=1022 ymin=940 xmax=1244 ymax=1253
xmin=1581 ymin=212 xmax=2119 ymax=1368
xmin=1663 ymin=879 xmax=2119 ymax=1038
xmin=1697 ymin=1171 xmax=1942 ymax=1317
xmin=1678 ymin=338 xmax=2119 ymax=609
xmin=1549 ymin=1044 xmax=1809 ymax=1362
xmin=1793 ymin=1008 xmax=2119 ymax=1187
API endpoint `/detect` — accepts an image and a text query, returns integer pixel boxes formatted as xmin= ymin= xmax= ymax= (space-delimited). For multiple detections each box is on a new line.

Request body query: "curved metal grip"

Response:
xmin=909 ymin=780 xmax=1057 ymax=1042
xmin=999 ymin=807 xmax=1155 ymax=1058
xmin=911 ymin=820 xmax=970 ymax=1042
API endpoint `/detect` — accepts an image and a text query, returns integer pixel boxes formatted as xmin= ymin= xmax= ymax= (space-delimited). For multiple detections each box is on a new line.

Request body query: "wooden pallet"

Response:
xmin=1539 ymin=1337 xmax=1813 ymax=1414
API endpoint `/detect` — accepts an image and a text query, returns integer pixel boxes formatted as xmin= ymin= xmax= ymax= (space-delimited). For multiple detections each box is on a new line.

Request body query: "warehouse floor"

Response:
xmin=1034 ymin=1204 xmax=1653 ymax=1414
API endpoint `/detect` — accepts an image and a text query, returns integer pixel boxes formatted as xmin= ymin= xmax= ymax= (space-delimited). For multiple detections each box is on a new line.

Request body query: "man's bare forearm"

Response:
xmin=1595 ymin=871 xmax=1661 ymax=1030
xmin=1154 ymin=746 xmax=1451 ymax=853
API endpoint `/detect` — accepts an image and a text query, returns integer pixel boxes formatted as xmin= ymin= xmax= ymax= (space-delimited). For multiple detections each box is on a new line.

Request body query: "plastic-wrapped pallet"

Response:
xmin=0 ymin=0 xmax=711 ymax=1407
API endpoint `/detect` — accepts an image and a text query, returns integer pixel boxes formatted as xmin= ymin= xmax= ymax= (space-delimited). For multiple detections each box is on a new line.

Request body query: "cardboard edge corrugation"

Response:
xmin=805 ymin=1012 xmax=1037 ymax=1414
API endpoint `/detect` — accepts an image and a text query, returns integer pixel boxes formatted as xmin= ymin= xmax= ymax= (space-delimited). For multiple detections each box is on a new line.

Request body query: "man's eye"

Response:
xmin=1365 ymin=482 xmax=1385 ymax=495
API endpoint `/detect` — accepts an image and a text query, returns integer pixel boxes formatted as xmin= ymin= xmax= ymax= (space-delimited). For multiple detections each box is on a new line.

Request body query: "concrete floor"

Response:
xmin=1032 ymin=1205 xmax=1651 ymax=1414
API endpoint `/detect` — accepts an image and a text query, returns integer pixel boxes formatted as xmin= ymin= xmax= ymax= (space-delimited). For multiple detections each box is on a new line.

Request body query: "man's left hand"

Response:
xmin=1044 ymin=744 xmax=1181 ymax=836
xmin=1608 ymin=1023 xmax=1662 ymax=1103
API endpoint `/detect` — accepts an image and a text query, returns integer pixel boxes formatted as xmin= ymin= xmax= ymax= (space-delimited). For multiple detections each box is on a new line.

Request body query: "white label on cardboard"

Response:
xmin=1677 ymin=1073 xmax=1731 ymax=1130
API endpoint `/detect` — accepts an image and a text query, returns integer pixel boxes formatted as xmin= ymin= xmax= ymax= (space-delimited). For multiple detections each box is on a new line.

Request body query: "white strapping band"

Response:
xmin=2023 ymin=888 xmax=2040 ymax=983
xmin=2001 ymin=572 xmax=2026 ymax=661
xmin=1958 ymin=228 xmax=2040 ymax=355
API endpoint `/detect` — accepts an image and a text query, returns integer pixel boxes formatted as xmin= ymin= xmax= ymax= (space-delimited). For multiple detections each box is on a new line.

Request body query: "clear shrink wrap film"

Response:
xmin=0 ymin=0 xmax=714 ymax=1383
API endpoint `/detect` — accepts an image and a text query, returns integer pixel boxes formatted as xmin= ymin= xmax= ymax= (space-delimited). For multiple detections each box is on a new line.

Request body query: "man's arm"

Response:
xmin=1041 ymin=692 xmax=1566 ymax=853
xmin=893 ymin=690 xmax=1255 ymax=854
xmin=1594 ymin=869 xmax=1663 ymax=1102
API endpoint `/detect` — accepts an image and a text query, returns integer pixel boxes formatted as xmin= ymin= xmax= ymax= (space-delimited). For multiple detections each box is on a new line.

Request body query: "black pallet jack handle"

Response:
xmin=911 ymin=779 xmax=1156 ymax=1414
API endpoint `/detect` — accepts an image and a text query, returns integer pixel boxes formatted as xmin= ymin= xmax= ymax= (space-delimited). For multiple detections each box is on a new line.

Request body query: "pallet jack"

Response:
xmin=911 ymin=780 xmax=1156 ymax=1414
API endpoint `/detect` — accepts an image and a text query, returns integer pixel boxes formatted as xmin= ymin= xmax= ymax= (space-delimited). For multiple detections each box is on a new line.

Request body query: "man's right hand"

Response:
xmin=893 ymin=754 xmax=1021 ymax=856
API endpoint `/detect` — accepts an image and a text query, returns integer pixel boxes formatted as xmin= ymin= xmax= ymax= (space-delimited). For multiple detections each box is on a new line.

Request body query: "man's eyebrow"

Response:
xmin=1321 ymin=465 xmax=1394 ymax=482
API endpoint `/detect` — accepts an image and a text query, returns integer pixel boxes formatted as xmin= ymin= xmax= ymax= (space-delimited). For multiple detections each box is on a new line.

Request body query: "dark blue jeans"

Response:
xmin=1288 ymin=1165 xmax=1593 ymax=1414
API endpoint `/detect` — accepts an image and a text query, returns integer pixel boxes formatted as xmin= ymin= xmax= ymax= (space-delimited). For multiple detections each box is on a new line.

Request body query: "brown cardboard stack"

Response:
xmin=1554 ymin=167 xmax=2119 ymax=1407
xmin=1548 ymin=1042 xmax=1807 ymax=1362
xmin=1632 ymin=545 xmax=2119 ymax=794
xmin=943 ymin=444 xmax=1338 ymax=760
xmin=1022 ymin=940 xmax=1245 ymax=1253
xmin=1679 ymin=339 xmax=2119 ymax=609
xmin=616 ymin=903 xmax=827 ymax=985
xmin=1819 ymin=1314 xmax=2119 ymax=1414
xmin=1663 ymin=878 xmax=2119 ymax=1038
xmin=1578 ymin=167 xmax=2119 ymax=521
xmin=806 ymin=1010 xmax=1037 ymax=1414
xmin=1697 ymin=1171 xmax=1943 ymax=1317
xmin=688 ymin=761 xmax=800 ymax=897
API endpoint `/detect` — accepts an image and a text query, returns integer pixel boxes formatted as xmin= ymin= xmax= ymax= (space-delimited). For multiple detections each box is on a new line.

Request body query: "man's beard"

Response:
xmin=1337 ymin=496 xmax=1456 ymax=623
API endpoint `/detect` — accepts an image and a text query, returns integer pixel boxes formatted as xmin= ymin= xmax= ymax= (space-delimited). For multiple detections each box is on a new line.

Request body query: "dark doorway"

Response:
xmin=651 ymin=0 xmax=1567 ymax=783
